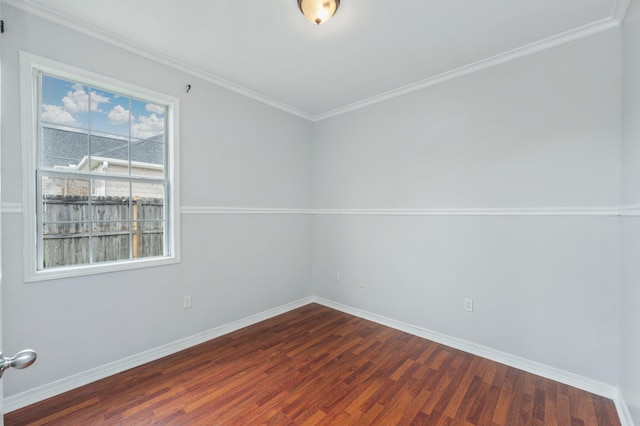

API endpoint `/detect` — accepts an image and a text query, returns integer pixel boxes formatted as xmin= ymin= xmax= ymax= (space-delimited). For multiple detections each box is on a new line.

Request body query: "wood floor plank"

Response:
xmin=557 ymin=383 xmax=575 ymax=426
xmin=463 ymin=378 xmax=492 ymax=424
xmin=503 ymin=366 xmax=526 ymax=425
xmin=474 ymin=383 xmax=501 ymax=425
xmin=442 ymin=357 xmax=482 ymax=418
xmin=4 ymin=304 xmax=621 ymax=425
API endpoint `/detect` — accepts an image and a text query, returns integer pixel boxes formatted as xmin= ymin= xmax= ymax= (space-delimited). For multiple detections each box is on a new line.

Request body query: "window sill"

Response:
xmin=25 ymin=255 xmax=181 ymax=283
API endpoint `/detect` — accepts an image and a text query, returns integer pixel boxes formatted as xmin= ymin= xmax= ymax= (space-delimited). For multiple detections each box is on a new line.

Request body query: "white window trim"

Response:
xmin=20 ymin=51 xmax=181 ymax=282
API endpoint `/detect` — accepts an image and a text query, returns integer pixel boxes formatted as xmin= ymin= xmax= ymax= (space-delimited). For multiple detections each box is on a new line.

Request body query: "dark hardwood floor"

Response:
xmin=5 ymin=303 xmax=620 ymax=425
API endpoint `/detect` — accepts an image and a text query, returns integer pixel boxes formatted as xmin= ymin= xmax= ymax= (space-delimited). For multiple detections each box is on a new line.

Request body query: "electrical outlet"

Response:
xmin=464 ymin=298 xmax=473 ymax=312
xmin=359 ymin=279 xmax=365 ymax=288
xmin=184 ymin=295 xmax=192 ymax=309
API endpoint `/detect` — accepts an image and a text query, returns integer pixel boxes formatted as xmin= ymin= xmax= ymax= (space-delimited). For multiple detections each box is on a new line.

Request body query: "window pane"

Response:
xmin=41 ymin=176 xmax=90 ymax=269
xmin=90 ymin=134 xmax=130 ymax=175
xmin=41 ymin=75 xmax=89 ymax=131
xmin=41 ymin=176 xmax=89 ymax=214
xmin=130 ymin=99 xmax=165 ymax=177
xmin=130 ymin=98 xmax=165 ymax=140
xmin=104 ymin=180 xmax=131 ymax=199
xmin=43 ymin=230 xmax=90 ymax=269
xmin=92 ymin=223 xmax=131 ymax=263
xmin=131 ymin=138 xmax=164 ymax=177
xmin=132 ymin=182 xmax=165 ymax=210
xmin=132 ymin=182 xmax=165 ymax=259
xmin=133 ymin=221 xmax=164 ymax=259
xmin=91 ymin=188 xmax=131 ymax=226
xmin=41 ymin=176 xmax=89 ymax=203
xmin=91 ymin=89 xmax=129 ymax=137
xmin=41 ymin=127 xmax=88 ymax=170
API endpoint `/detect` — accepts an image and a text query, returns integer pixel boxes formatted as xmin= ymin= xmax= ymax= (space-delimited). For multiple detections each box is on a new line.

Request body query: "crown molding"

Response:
xmin=1 ymin=0 xmax=314 ymax=121
xmin=313 ymin=18 xmax=619 ymax=121
xmin=2 ymin=0 xmax=623 ymax=122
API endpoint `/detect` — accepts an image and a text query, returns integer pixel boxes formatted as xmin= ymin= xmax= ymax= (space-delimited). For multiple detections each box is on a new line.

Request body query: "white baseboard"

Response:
xmin=2 ymin=296 xmax=313 ymax=414
xmin=614 ymin=389 xmax=636 ymax=426
xmin=312 ymin=296 xmax=630 ymax=420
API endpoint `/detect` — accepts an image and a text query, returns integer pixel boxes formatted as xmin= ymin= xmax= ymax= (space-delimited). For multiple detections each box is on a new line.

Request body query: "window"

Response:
xmin=20 ymin=52 xmax=180 ymax=281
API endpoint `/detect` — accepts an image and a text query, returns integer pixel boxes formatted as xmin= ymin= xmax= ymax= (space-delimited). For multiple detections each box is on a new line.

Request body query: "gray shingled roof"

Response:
xmin=42 ymin=127 xmax=164 ymax=168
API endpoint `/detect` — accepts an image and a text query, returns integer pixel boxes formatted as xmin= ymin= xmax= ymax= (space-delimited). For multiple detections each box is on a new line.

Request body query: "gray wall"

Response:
xmin=0 ymin=1 xmax=633 ymax=416
xmin=312 ymin=28 xmax=622 ymax=385
xmin=0 ymin=5 xmax=313 ymax=397
xmin=622 ymin=0 xmax=640 ymax=422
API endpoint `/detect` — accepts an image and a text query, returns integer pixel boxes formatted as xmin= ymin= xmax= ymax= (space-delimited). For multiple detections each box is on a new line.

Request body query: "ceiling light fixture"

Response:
xmin=298 ymin=0 xmax=340 ymax=25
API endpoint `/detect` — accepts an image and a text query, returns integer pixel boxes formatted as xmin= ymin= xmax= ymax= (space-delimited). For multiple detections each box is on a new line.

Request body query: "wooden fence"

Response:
xmin=42 ymin=195 xmax=164 ymax=268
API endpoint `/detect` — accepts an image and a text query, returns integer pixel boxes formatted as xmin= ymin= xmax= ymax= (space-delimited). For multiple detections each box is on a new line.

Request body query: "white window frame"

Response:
xmin=20 ymin=51 xmax=181 ymax=282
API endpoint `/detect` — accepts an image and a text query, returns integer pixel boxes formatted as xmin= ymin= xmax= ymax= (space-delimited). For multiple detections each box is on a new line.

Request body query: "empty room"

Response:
xmin=0 ymin=0 xmax=639 ymax=424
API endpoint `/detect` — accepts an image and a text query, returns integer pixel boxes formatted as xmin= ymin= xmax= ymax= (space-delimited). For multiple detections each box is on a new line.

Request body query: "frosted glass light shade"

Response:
xmin=298 ymin=0 xmax=340 ymax=25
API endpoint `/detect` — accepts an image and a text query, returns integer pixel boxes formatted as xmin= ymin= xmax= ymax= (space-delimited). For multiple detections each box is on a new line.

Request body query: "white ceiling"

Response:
xmin=15 ymin=0 xmax=626 ymax=119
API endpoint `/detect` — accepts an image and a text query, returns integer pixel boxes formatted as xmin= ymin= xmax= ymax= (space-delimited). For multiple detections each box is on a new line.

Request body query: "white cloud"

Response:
xmin=132 ymin=113 xmax=165 ymax=139
xmin=62 ymin=84 xmax=110 ymax=113
xmin=145 ymin=104 xmax=165 ymax=115
xmin=108 ymin=105 xmax=130 ymax=125
xmin=41 ymin=104 xmax=78 ymax=125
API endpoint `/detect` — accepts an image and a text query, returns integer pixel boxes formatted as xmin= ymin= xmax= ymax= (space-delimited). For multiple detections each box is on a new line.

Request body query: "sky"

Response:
xmin=40 ymin=74 xmax=166 ymax=140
